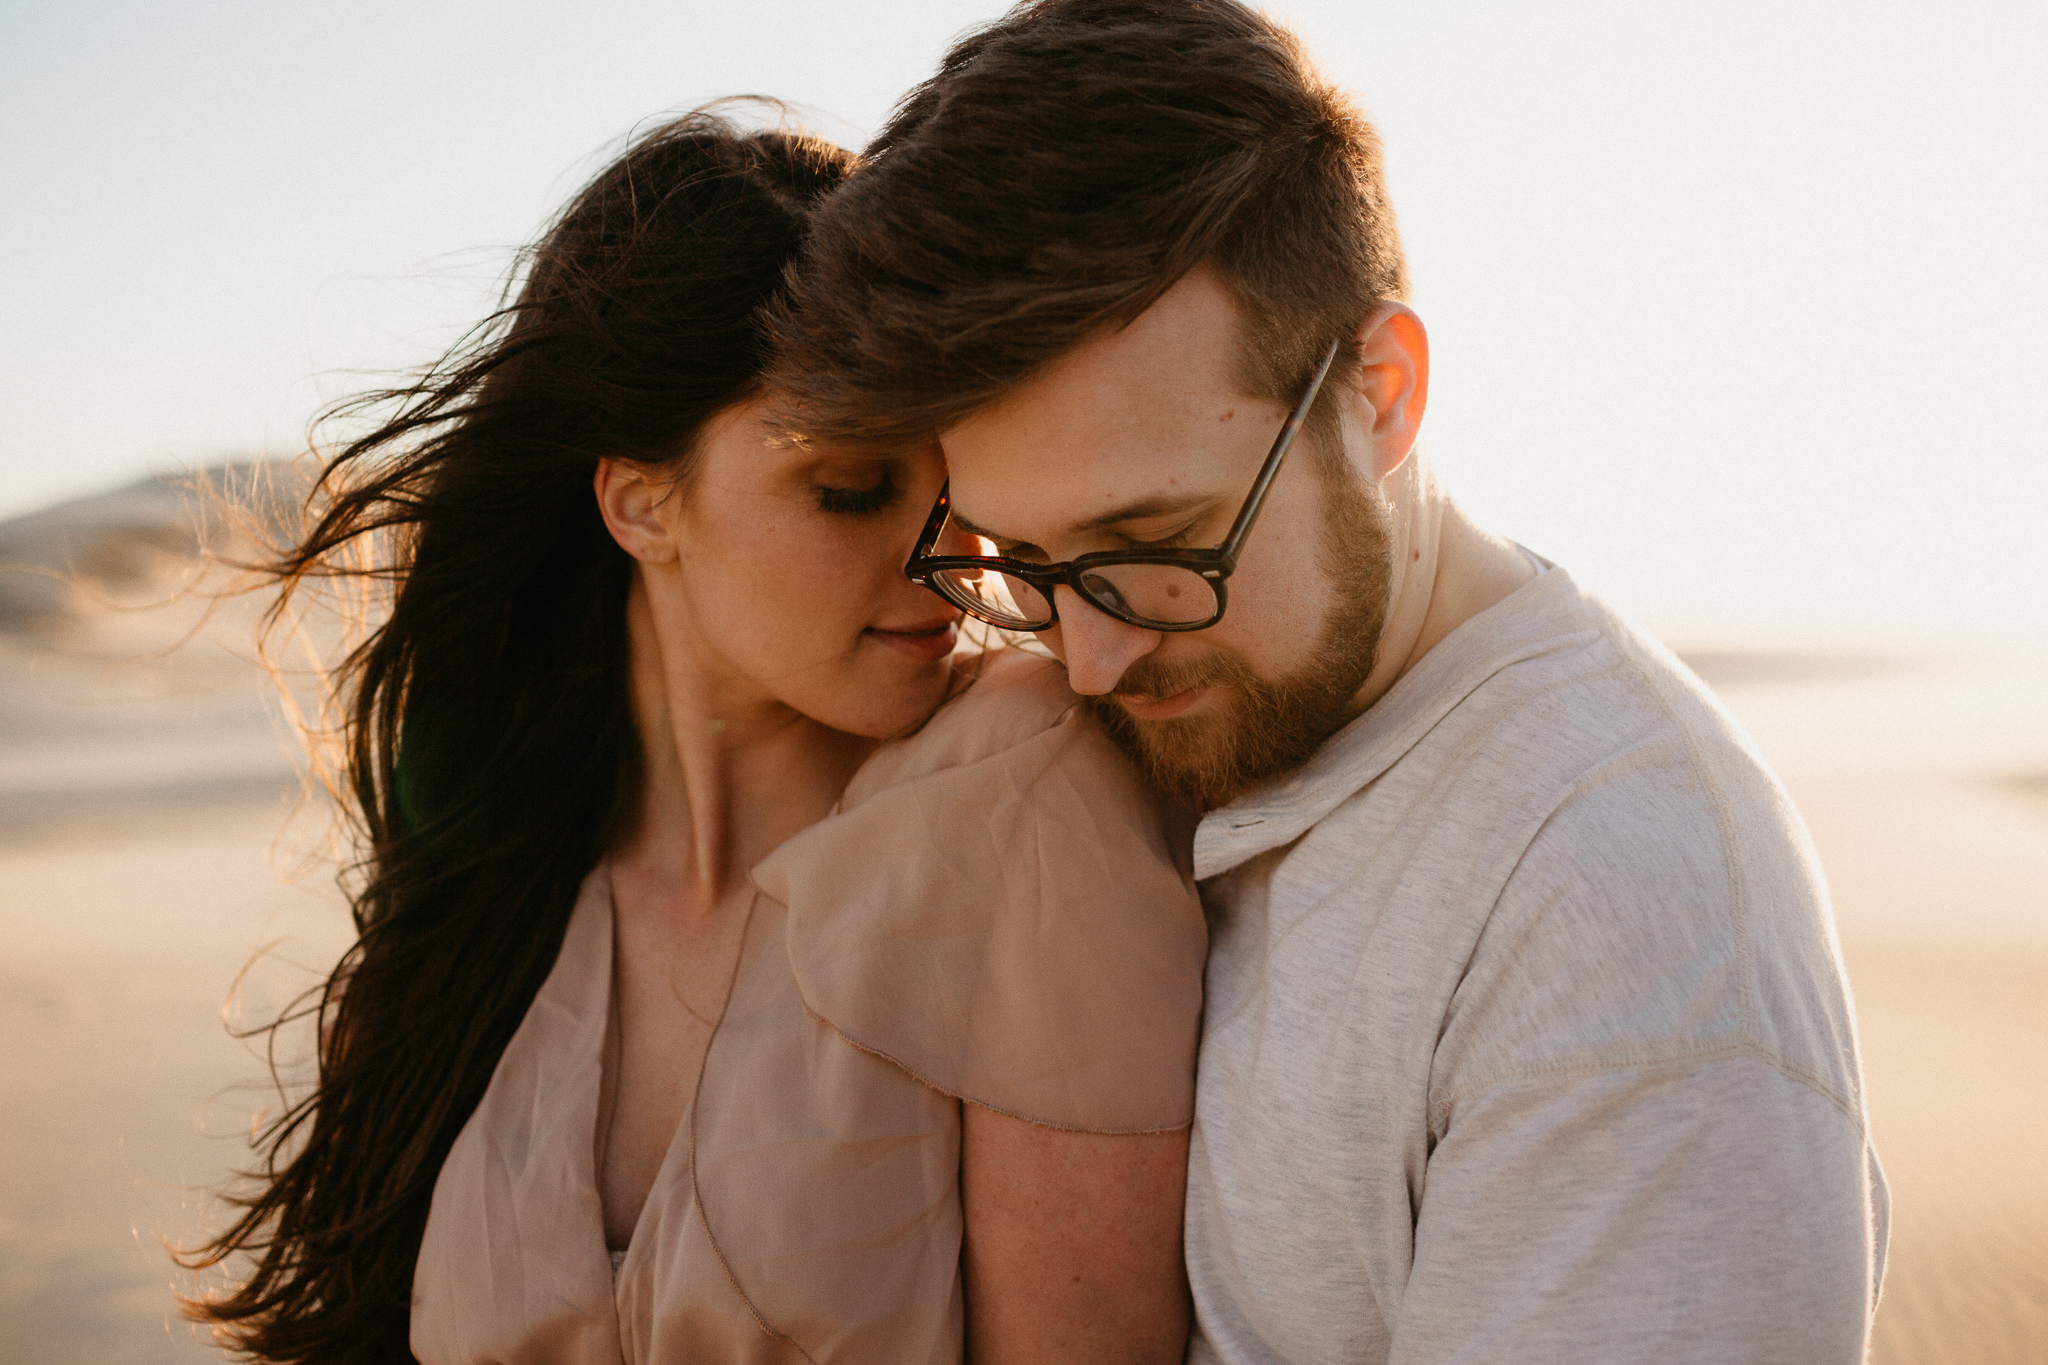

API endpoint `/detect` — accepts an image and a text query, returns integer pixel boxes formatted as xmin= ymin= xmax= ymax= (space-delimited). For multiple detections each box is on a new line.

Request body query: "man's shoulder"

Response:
xmin=1463 ymin=588 xmax=1830 ymax=944
xmin=1199 ymin=569 xmax=1738 ymax=880
xmin=1403 ymin=579 xmax=1859 ymax=1121
xmin=1393 ymin=575 xmax=1798 ymax=861
xmin=1456 ymin=579 xmax=1758 ymax=788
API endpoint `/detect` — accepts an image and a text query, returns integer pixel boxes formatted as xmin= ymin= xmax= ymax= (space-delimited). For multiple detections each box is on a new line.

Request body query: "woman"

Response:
xmin=184 ymin=111 xmax=1205 ymax=1363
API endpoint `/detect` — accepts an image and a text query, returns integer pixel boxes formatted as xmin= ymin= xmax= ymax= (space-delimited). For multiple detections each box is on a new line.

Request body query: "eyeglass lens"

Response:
xmin=931 ymin=565 xmax=1052 ymax=629
xmin=930 ymin=561 xmax=1218 ymax=630
xmin=1076 ymin=563 xmax=1218 ymax=626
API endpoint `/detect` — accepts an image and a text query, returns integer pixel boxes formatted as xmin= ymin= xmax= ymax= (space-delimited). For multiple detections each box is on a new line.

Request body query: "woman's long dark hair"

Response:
xmin=180 ymin=109 xmax=854 ymax=1363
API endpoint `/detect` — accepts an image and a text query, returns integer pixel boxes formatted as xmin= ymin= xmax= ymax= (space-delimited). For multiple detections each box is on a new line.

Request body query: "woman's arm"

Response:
xmin=961 ymin=1102 xmax=1192 ymax=1363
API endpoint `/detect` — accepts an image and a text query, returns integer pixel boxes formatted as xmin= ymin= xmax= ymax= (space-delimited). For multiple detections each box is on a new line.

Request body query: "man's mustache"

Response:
xmin=1107 ymin=650 xmax=1256 ymax=705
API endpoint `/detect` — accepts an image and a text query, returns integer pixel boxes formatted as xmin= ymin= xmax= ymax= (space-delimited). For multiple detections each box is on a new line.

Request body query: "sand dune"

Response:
xmin=1998 ymin=770 xmax=2048 ymax=815
xmin=0 ymin=474 xmax=2043 ymax=1361
xmin=0 ymin=463 xmax=303 ymax=631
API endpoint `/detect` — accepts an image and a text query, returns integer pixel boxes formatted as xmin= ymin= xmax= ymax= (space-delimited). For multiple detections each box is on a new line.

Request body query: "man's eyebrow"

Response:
xmin=947 ymin=507 xmax=1005 ymax=541
xmin=954 ymin=492 xmax=1212 ymax=543
xmin=1070 ymin=492 xmax=1213 ymax=534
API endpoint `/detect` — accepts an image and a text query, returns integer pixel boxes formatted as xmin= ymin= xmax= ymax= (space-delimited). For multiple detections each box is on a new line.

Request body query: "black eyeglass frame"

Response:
xmin=904 ymin=337 xmax=1341 ymax=633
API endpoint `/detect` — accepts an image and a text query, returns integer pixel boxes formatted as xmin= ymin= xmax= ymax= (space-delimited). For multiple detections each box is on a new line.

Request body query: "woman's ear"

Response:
xmin=594 ymin=459 xmax=680 ymax=564
xmin=1351 ymin=303 xmax=1430 ymax=483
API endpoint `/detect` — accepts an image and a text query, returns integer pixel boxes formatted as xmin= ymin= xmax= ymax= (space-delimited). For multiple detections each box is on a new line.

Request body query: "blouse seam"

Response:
xmin=688 ymin=1137 xmax=822 ymax=1365
xmin=804 ymin=1002 xmax=1193 ymax=1136
xmin=684 ymin=889 xmax=822 ymax=1365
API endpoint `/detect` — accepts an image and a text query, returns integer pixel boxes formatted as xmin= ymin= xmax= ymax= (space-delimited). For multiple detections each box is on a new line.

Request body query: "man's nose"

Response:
xmin=1043 ymin=585 xmax=1161 ymax=695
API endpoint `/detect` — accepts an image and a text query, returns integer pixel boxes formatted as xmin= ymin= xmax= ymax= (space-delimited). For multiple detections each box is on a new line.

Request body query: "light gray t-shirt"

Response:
xmin=1184 ymin=562 xmax=1887 ymax=1365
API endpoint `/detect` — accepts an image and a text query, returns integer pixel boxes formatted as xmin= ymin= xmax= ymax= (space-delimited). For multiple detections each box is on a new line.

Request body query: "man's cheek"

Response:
xmin=1209 ymin=614 xmax=1305 ymax=688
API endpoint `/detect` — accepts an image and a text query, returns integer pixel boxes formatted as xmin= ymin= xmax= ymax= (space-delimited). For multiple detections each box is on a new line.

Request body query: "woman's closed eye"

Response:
xmin=815 ymin=471 xmax=900 ymax=516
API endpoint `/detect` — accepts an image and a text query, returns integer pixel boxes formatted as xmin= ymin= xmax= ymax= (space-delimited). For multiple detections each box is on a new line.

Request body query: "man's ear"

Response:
xmin=1351 ymin=303 xmax=1430 ymax=482
xmin=594 ymin=458 xmax=680 ymax=564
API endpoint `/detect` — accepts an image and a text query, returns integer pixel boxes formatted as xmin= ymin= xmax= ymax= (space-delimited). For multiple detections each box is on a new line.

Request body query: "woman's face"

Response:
xmin=602 ymin=398 xmax=961 ymax=739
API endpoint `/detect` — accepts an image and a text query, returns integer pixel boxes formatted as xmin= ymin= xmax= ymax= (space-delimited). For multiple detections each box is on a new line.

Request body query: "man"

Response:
xmin=774 ymin=1 xmax=1889 ymax=1359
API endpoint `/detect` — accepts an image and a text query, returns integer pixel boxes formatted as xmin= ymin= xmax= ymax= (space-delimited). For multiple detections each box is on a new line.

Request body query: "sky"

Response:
xmin=2 ymin=0 xmax=2043 ymax=646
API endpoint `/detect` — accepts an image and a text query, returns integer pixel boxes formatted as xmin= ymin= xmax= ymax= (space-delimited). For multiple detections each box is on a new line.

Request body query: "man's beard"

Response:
xmin=1086 ymin=457 xmax=1393 ymax=809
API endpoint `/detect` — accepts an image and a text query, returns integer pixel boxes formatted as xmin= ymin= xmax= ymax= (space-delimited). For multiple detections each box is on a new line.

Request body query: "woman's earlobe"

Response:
xmin=594 ymin=459 xmax=680 ymax=564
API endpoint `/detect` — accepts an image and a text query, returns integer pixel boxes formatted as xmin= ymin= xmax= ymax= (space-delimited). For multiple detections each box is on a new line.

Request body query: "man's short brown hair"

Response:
xmin=771 ymin=0 xmax=1408 ymax=445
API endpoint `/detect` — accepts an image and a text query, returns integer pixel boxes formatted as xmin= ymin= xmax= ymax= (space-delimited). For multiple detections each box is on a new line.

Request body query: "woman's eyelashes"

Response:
xmin=814 ymin=470 xmax=900 ymax=516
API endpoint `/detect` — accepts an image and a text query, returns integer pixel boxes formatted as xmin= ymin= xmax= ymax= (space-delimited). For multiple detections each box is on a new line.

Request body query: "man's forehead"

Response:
xmin=938 ymin=284 xmax=1272 ymax=540
xmin=941 ymin=396 xmax=1276 ymax=545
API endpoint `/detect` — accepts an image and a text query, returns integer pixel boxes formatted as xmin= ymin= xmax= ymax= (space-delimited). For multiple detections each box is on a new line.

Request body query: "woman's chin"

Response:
xmin=808 ymin=655 xmax=956 ymax=740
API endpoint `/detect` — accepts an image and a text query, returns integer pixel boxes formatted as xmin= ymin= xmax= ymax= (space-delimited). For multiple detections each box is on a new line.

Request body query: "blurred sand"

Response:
xmin=0 ymin=488 xmax=2042 ymax=1360
xmin=0 ymin=477 xmax=353 ymax=1362
xmin=1711 ymin=653 xmax=2048 ymax=1365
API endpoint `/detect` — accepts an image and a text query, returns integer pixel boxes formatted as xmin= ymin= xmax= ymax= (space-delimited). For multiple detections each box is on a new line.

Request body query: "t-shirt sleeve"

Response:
xmin=1393 ymin=1059 xmax=1885 ymax=1364
xmin=750 ymin=658 xmax=1207 ymax=1134
xmin=1392 ymin=767 xmax=1886 ymax=1364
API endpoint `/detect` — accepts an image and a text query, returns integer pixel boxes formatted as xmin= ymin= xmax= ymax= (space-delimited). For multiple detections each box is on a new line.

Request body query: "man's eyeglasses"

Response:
xmin=904 ymin=338 xmax=1340 ymax=634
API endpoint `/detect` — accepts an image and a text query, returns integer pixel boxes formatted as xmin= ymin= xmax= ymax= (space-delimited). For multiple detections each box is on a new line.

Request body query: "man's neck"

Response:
xmin=1347 ymin=456 xmax=1536 ymax=719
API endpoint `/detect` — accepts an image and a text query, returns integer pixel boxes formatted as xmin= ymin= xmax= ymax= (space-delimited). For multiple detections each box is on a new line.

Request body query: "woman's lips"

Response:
xmin=865 ymin=618 xmax=959 ymax=663
xmin=1114 ymin=685 xmax=1208 ymax=720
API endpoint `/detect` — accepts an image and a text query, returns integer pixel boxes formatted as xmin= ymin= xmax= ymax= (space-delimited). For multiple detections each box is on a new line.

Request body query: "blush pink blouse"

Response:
xmin=410 ymin=650 xmax=1207 ymax=1364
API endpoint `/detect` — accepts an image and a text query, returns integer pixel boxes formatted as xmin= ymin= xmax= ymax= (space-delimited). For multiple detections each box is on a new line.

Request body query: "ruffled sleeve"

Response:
xmin=751 ymin=649 xmax=1206 ymax=1134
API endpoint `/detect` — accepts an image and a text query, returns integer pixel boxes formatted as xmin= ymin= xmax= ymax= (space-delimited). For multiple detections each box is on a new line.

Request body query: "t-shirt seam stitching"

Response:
xmin=1443 ymin=643 xmax=1784 ymax=1134
xmin=1601 ymin=634 xmax=1764 ymax=1047
xmin=1452 ymin=697 xmax=1710 ymax=1033
xmin=1428 ymin=1037 xmax=1860 ymax=1131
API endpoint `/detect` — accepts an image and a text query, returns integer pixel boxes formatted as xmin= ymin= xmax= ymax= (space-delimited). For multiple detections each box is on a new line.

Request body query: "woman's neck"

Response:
xmin=613 ymin=576 xmax=876 ymax=906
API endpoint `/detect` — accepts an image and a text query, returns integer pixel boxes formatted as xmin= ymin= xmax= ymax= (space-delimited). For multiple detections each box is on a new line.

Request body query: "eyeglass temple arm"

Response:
xmin=1217 ymin=338 xmax=1342 ymax=562
xmin=906 ymin=484 xmax=953 ymax=573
